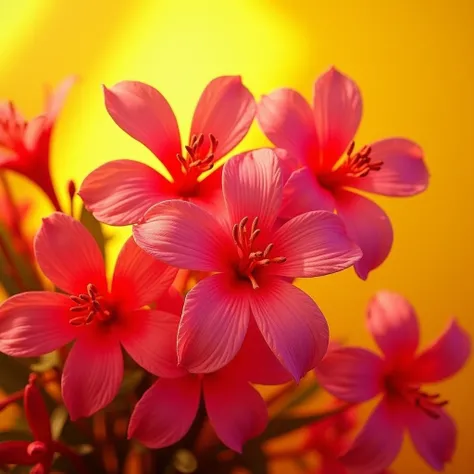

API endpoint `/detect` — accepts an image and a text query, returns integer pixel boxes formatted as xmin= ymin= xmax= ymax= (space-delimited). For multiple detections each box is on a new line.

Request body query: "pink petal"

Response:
xmin=190 ymin=165 xmax=225 ymax=215
xmin=409 ymin=319 xmax=471 ymax=383
xmin=111 ymin=237 xmax=178 ymax=309
xmin=0 ymin=292 xmax=75 ymax=357
xmin=62 ymin=334 xmax=123 ymax=420
xmin=271 ymin=210 xmax=362 ymax=278
xmin=313 ymin=67 xmax=362 ymax=170
xmin=0 ymin=441 xmax=33 ymax=464
xmin=103 ymin=81 xmax=182 ymax=180
xmin=133 ymin=200 xmax=230 ymax=272
xmin=119 ymin=309 xmax=185 ymax=378
xmin=128 ymin=376 xmax=201 ymax=448
xmin=334 ymin=189 xmax=393 ymax=280
xmin=250 ymin=278 xmax=329 ymax=381
xmin=190 ymin=76 xmax=256 ymax=161
xmin=223 ymin=148 xmax=282 ymax=232
xmin=366 ymin=291 xmax=420 ymax=363
xmin=45 ymin=76 xmax=76 ymax=124
xmin=78 ymin=159 xmax=175 ymax=226
xmin=203 ymin=373 xmax=267 ymax=452
xmin=340 ymin=399 xmax=403 ymax=474
xmin=347 ymin=138 xmax=429 ymax=197
xmin=407 ymin=408 xmax=456 ymax=471
xmin=257 ymin=88 xmax=319 ymax=165
xmin=24 ymin=376 xmax=52 ymax=443
xmin=34 ymin=213 xmax=107 ymax=295
xmin=314 ymin=347 xmax=384 ymax=403
xmin=178 ymin=274 xmax=251 ymax=373
xmin=157 ymin=286 xmax=184 ymax=316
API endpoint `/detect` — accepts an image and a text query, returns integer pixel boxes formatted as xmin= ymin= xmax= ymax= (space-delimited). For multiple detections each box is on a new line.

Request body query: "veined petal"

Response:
xmin=190 ymin=76 xmax=256 ymax=161
xmin=103 ymin=81 xmax=182 ymax=180
xmin=191 ymin=165 xmax=225 ymax=215
xmin=271 ymin=210 xmax=361 ymax=278
xmin=334 ymin=189 xmax=393 ymax=280
xmin=128 ymin=376 xmax=201 ymax=448
xmin=133 ymin=200 xmax=231 ymax=272
xmin=0 ymin=441 xmax=34 ymax=464
xmin=24 ymin=376 xmax=52 ymax=443
xmin=178 ymin=274 xmax=251 ymax=373
xmin=34 ymin=213 xmax=107 ymax=295
xmin=78 ymin=159 xmax=175 ymax=226
xmin=157 ymin=286 xmax=184 ymax=316
xmin=203 ymin=373 xmax=267 ymax=452
xmin=0 ymin=292 xmax=75 ymax=357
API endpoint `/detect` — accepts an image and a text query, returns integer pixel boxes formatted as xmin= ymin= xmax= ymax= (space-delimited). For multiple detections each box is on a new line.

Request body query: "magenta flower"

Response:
xmin=133 ymin=148 xmax=362 ymax=379
xmin=79 ymin=76 xmax=256 ymax=225
xmin=315 ymin=291 xmax=471 ymax=473
xmin=0 ymin=213 xmax=182 ymax=420
xmin=257 ymin=67 xmax=429 ymax=279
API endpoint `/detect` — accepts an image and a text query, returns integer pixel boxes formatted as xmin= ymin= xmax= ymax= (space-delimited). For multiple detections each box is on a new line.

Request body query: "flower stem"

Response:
xmin=53 ymin=440 xmax=89 ymax=474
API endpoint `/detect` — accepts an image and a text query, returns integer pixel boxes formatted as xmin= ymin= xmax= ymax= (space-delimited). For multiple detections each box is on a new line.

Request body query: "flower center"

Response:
xmin=176 ymin=133 xmax=219 ymax=176
xmin=68 ymin=283 xmax=114 ymax=326
xmin=232 ymin=216 xmax=286 ymax=289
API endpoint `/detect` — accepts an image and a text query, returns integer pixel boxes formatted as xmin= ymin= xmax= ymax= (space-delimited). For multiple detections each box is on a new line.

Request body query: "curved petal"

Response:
xmin=128 ymin=376 xmax=201 ymax=448
xmin=203 ymin=373 xmax=267 ymax=452
xmin=178 ymin=274 xmax=251 ymax=373
xmin=62 ymin=335 xmax=123 ymax=420
xmin=257 ymin=88 xmax=319 ymax=165
xmin=271 ymin=210 xmax=361 ymax=278
xmin=340 ymin=399 xmax=403 ymax=474
xmin=409 ymin=319 xmax=471 ymax=383
xmin=334 ymin=189 xmax=393 ymax=280
xmin=0 ymin=441 xmax=34 ymax=464
xmin=191 ymin=165 xmax=225 ymax=215
xmin=190 ymin=76 xmax=256 ymax=161
xmin=34 ymin=213 xmax=107 ymax=295
xmin=347 ymin=138 xmax=429 ymax=197
xmin=0 ymin=292 xmax=75 ymax=357
xmin=25 ymin=376 xmax=52 ymax=443
xmin=366 ymin=291 xmax=420 ymax=362
xmin=250 ymin=278 xmax=329 ymax=381
xmin=45 ymin=75 xmax=76 ymax=124
xmin=133 ymin=200 xmax=231 ymax=272
xmin=223 ymin=148 xmax=282 ymax=232
xmin=103 ymin=81 xmax=182 ymax=180
xmin=112 ymin=237 xmax=178 ymax=309
xmin=157 ymin=286 xmax=184 ymax=316
xmin=314 ymin=347 xmax=384 ymax=403
xmin=79 ymin=159 xmax=175 ymax=226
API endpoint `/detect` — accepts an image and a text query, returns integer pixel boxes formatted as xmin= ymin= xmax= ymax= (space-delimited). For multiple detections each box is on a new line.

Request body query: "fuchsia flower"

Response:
xmin=257 ymin=67 xmax=429 ymax=279
xmin=79 ymin=76 xmax=256 ymax=225
xmin=0 ymin=213 xmax=182 ymax=420
xmin=0 ymin=77 xmax=75 ymax=212
xmin=315 ymin=291 xmax=471 ymax=473
xmin=133 ymin=148 xmax=362 ymax=379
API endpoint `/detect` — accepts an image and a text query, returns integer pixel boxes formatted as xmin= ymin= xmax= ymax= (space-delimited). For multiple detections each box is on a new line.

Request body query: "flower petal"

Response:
xmin=178 ymin=274 xmax=251 ymax=373
xmin=62 ymin=335 xmax=123 ymax=420
xmin=334 ymin=189 xmax=393 ymax=280
xmin=223 ymin=148 xmax=282 ymax=232
xmin=0 ymin=441 xmax=33 ymax=464
xmin=271 ymin=210 xmax=361 ymax=278
xmin=103 ymin=81 xmax=182 ymax=180
xmin=313 ymin=67 xmax=362 ymax=170
xmin=190 ymin=76 xmax=256 ymax=161
xmin=133 ymin=200 xmax=230 ymax=272
xmin=190 ymin=165 xmax=225 ymax=215
xmin=112 ymin=237 xmax=178 ymax=309
xmin=340 ymin=399 xmax=403 ymax=474
xmin=0 ymin=292 xmax=75 ymax=357
xmin=45 ymin=75 xmax=76 ymax=124
xmin=34 ymin=212 xmax=107 ymax=295
xmin=250 ymin=278 xmax=329 ymax=381
xmin=347 ymin=138 xmax=429 ymax=197
xmin=79 ymin=159 xmax=175 ymax=226
xmin=257 ymin=88 xmax=319 ymax=164
xmin=203 ymin=373 xmax=267 ymax=452
xmin=366 ymin=291 xmax=420 ymax=362
xmin=157 ymin=286 xmax=184 ymax=316
xmin=128 ymin=376 xmax=201 ymax=448
xmin=409 ymin=319 xmax=471 ymax=383
xmin=314 ymin=347 xmax=384 ymax=403
xmin=25 ymin=376 xmax=52 ymax=443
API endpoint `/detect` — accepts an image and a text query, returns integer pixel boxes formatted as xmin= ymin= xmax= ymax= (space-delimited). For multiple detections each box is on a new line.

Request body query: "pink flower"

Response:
xmin=0 ymin=213 xmax=182 ymax=420
xmin=0 ymin=77 xmax=75 ymax=212
xmin=79 ymin=76 xmax=256 ymax=225
xmin=257 ymin=67 xmax=429 ymax=279
xmin=315 ymin=291 xmax=471 ymax=473
xmin=133 ymin=148 xmax=362 ymax=379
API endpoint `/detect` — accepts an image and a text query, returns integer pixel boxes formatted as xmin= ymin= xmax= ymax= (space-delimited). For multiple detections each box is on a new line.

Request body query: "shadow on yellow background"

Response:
xmin=1 ymin=1 xmax=473 ymax=473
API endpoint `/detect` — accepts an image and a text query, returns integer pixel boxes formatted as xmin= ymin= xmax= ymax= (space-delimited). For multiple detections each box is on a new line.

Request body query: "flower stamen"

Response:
xmin=176 ymin=133 xmax=219 ymax=175
xmin=68 ymin=283 xmax=112 ymax=326
xmin=342 ymin=141 xmax=383 ymax=178
xmin=405 ymin=387 xmax=449 ymax=419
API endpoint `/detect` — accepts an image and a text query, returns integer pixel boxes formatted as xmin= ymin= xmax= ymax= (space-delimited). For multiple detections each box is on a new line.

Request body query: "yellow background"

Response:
xmin=1 ymin=0 xmax=473 ymax=473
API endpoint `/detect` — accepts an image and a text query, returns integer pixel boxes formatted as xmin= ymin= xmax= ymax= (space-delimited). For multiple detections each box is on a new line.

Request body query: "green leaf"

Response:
xmin=0 ymin=353 xmax=30 ymax=393
xmin=118 ymin=369 xmax=146 ymax=396
xmin=50 ymin=405 xmax=69 ymax=440
xmin=30 ymin=351 xmax=61 ymax=372
xmin=79 ymin=205 xmax=106 ymax=259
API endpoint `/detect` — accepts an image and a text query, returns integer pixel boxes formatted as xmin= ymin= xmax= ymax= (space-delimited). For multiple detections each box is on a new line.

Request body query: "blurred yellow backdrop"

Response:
xmin=1 ymin=0 xmax=473 ymax=473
